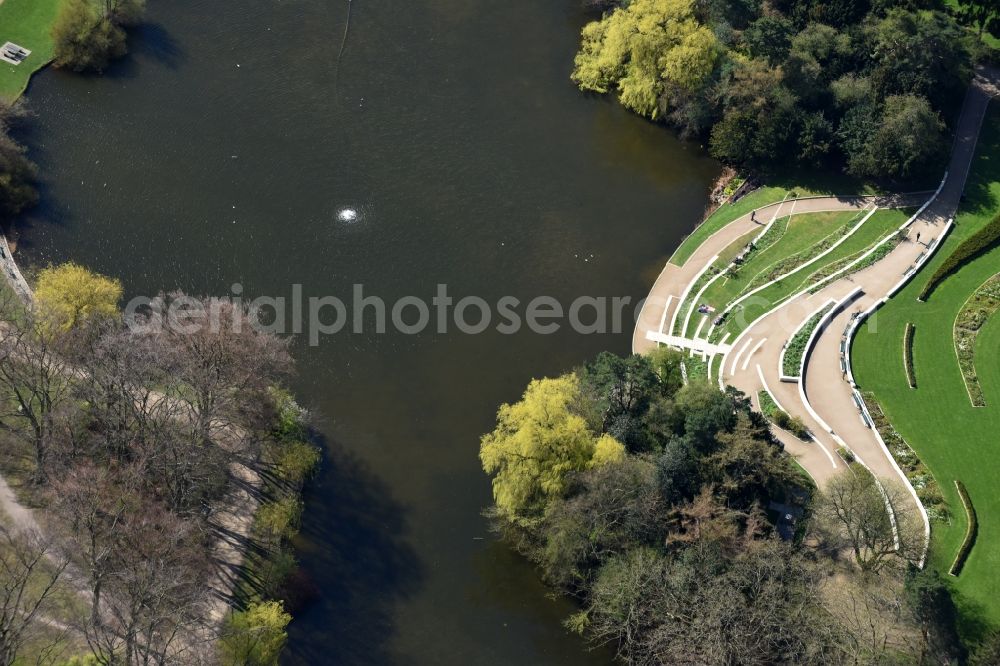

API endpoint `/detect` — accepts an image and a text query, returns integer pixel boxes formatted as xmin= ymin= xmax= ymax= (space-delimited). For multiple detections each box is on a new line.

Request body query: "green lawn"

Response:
xmin=670 ymin=186 xmax=787 ymax=268
xmin=0 ymin=0 xmax=64 ymax=103
xmin=675 ymin=226 xmax=760 ymax=336
xmin=670 ymin=171 xmax=879 ymax=268
xmin=686 ymin=211 xmax=853 ymax=336
xmin=853 ymin=101 xmax=1000 ymax=637
xmin=706 ymin=208 xmax=912 ymax=342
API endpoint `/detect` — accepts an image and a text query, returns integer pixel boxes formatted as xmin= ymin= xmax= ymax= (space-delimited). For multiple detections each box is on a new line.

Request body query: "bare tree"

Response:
xmin=821 ymin=570 xmax=914 ymax=663
xmin=157 ymin=295 xmax=291 ymax=448
xmin=49 ymin=463 xmax=136 ymax=629
xmin=0 ymin=309 xmax=74 ymax=484
xmin=68 ymin=322 xmax=180 ymax=462
xmin=0 ymin=526 xmax=69 ymax=666
xmin=84 ymin=505 xmax=211 ymax=666
xmin=815 ymin=467 xmax=922 ymax=573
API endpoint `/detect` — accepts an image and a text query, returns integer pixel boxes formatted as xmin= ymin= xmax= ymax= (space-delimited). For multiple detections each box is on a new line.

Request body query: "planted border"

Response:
xmin=861 ymin=391 xmax=948 ymax=520
xmin=757 ymin=390 xmax=810 ymax=440
xmin=953 ymin=272 xmax=1000 ymax=407
xmin=949 ymin=480 xmax=978 ymax=577
xmin=782 ymin=304 xmax=834 ymax=377
xmin=919 ymin=212 xmax=1000 ymax=301
xmin=742 ymin=211 xmax=863 ymax=293
xmin=682 ymin=354 xmax=708 ymax=383
xmin=903 ymin=323 xmax=916 ymax=388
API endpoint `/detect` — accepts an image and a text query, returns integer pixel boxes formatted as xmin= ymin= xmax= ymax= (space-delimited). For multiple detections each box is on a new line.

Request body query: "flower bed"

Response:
xmin=782 ymin=304 xmax=834 ymax=377
xmin=682 ymin=354 xmax=708 ymax=383
xmin=861 ymin=391 xmax=948 ymax=521
xmin=953 ymin=272 xmax=1000 ymax=407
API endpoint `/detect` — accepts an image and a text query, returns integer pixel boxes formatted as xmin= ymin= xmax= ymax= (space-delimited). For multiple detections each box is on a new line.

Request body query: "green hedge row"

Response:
xmin=949 ymin=480 xmax=978 ymax=577
xmin=903 ymin=323 xmax=916 ymax=388
xmin=919 ymin=212 xmax=1000 ymax=301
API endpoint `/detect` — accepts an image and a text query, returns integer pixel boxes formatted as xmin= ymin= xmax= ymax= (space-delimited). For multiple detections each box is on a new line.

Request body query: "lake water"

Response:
xmin=14 ymin=1 xmax=719 ymax=663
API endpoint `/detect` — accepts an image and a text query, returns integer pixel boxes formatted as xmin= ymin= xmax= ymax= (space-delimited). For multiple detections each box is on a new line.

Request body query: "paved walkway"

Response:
xmin=633 ymin=193 xmax=924 ymax=354
xmin=634 ymin=67 xmax=1000 ymax=558
xmin=0 ymin=233 xmax=33 ymax=303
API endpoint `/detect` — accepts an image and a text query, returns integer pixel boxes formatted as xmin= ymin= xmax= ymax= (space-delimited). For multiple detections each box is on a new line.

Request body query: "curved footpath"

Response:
xmin=634 ymin=67 xmax=1000 ymax=562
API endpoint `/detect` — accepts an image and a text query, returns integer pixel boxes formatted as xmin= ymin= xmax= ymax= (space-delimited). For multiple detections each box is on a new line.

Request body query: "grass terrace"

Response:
xmin=682 ymin=210 xmax=853 ymax=337
xmin=706 ymin=208 xmax=913 ymax=342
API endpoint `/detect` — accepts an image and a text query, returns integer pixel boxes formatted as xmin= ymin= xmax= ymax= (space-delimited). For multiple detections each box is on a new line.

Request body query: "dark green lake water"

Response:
xmin=14 ymin=1 xmax=719 ymax=662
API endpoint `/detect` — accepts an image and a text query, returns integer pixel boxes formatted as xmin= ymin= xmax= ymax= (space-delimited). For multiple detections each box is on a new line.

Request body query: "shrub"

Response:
xmin=275 ymin=440 xmax=321 ymax=485
xmin=52 ymin=0 xmax=145 ymax=72
xmin=270 ymin=387 xmax=308 ymax=440
xmin=219 ymin=601 xmax=291 ymax=666
xmin=919 ymin=212 xmax=1000 ymax=301
xmin=949 ymin=480 xmax=978 ymax=576
xmin=786 ymin=415 xmax=810 ymax=440
xmin=255 ymin=497 xmax=303 ymax=543
xmin=256 ymin=546 xmax=298 ymax=599
xmin=903 ymin=323 xmax=916 ymax=388
xmin=757 ymin=390 xmax=810 ymax=440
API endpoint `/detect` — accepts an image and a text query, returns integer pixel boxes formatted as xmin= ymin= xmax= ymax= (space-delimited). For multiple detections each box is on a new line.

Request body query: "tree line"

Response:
xmin=0 ymin=263 xmax=319 ymax=665
xmin=572 ymin=0 xmax=992 ymax=183
xmin=480 ymin=350 xmax=1000 ymax=664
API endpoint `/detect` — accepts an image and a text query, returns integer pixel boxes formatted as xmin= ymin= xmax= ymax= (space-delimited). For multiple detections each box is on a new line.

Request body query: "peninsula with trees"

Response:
xmin=481 ymin=0 xmax=1000 ymax=664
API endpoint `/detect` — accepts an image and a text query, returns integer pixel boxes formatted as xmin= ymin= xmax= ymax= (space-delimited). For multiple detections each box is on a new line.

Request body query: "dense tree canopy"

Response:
xmin=482 ymin=351 xmax=962 ymax=664
xmin=572 ymin=0 xmax=721 ymax=118
xmin=573 ymin=0 xmax=977 ymax=182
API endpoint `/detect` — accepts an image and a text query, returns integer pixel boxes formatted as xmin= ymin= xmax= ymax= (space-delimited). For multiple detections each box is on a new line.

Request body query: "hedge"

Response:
xmin=949 ymin=480 xmax=978 ymax=577
xmin=903 ymin=323 xmax=916 ymax=388
xmin=919 ymin=212 xmax=1000 ymax=301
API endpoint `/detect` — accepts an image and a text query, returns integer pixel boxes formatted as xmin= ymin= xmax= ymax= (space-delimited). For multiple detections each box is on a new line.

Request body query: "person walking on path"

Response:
xmin=916 ymin=232 xmax=921 ymax=243
xmin=751 ymin=210 xmax=757 ymax=223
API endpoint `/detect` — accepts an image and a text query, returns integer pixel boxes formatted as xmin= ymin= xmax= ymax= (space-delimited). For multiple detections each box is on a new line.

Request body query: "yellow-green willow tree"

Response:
xmin=35 ymin=262 xmax=122 ymax=330
xmin=480 ymin=374 xmax=624 ymax=525
xmin=572 ymin=0 xmax=719 ymax=119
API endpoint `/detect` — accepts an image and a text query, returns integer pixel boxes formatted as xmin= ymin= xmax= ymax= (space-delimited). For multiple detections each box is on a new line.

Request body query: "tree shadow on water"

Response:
xmin=281 ymin=435 xmax=423 ymax=665
xmin=131 ymin=22 xmax=183 ymax=69
xmin=98 ymin=21 xmax=184 ymax=83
